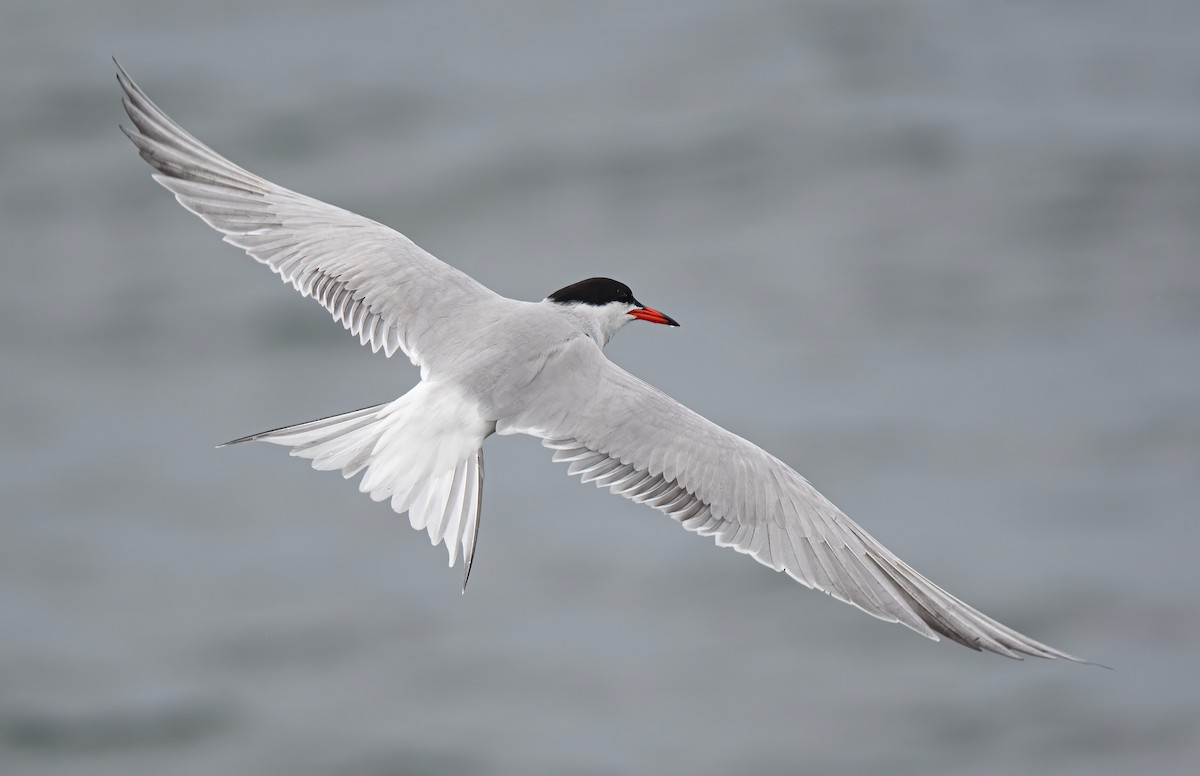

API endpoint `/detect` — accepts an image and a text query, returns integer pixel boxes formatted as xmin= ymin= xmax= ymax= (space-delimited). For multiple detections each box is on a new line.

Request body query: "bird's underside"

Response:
xmin=116 ymin=60 xmax=1094 ymax=664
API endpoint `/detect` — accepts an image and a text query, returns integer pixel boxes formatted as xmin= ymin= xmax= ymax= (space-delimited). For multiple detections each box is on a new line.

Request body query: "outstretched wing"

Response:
xmin=499 ymin=339 xmax=1089 ymax=662
xmin=116 ymin=61 xmax=497 ymax=367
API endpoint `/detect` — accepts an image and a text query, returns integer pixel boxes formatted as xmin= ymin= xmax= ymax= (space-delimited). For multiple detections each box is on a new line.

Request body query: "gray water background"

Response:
xmin=3 ymin=1 xmax=1198 ymax=774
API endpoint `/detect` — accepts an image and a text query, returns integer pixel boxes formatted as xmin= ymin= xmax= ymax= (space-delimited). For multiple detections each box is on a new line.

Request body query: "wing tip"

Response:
xmin=216 ymin=433 xmax=257 ymax=448
xmin=113 ymin=56 xmax=129 ymax=84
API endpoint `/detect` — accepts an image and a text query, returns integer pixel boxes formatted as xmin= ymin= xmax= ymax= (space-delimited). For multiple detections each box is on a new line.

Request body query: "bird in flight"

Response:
xmin=116 ymin=61 xmax=1091 ymax=663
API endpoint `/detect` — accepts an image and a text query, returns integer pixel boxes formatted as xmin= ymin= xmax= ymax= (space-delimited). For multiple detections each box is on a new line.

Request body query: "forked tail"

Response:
xmin=221 ymin=383 xmax=490 ymax=591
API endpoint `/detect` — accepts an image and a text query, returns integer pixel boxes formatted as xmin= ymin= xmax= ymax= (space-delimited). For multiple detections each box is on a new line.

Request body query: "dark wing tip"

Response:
xmin=215 ymin=432 xmax=259 ymax=448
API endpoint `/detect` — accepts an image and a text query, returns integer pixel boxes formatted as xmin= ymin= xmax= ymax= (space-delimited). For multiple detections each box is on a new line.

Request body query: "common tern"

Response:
xmin=116 ymin=61 xmax=1092 ymax=663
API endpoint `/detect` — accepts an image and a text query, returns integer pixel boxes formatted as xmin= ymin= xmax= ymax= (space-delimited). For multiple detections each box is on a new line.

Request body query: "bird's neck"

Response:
xmin=551 ymin=301 xmax=631 ymax=348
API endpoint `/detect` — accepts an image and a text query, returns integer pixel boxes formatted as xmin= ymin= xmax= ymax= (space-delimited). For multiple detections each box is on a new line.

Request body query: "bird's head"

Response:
xmin=547 ymin=277 xmax=678 ymax=346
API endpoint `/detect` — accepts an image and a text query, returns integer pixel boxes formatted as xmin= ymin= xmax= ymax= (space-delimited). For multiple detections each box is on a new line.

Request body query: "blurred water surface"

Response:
xmin=3 ymin=1 xmax=1199 ymax=774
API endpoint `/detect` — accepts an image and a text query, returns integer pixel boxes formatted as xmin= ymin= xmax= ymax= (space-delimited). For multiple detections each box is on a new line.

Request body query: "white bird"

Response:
xmin=116 ymin=61 xmax=1092 ymax=663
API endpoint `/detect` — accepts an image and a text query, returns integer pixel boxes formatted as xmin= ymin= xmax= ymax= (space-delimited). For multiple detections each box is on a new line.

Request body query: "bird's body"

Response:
xmin=117 ymin=61 xmax=1091 ymax=664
